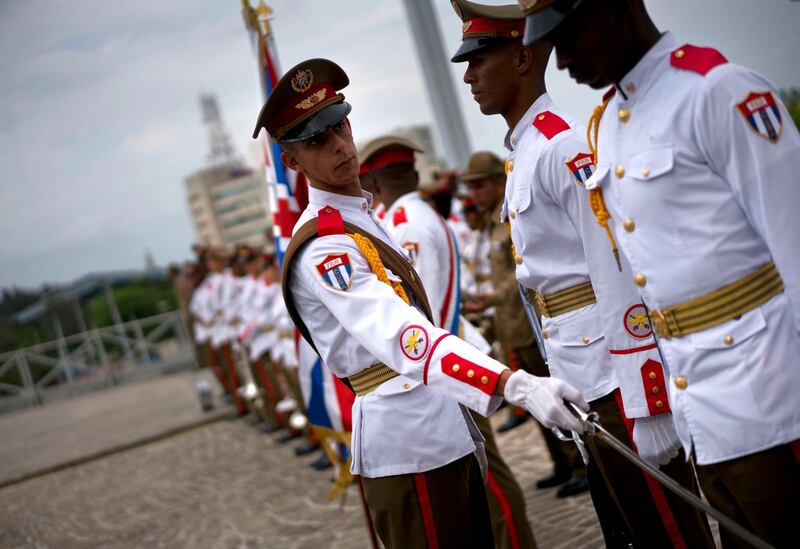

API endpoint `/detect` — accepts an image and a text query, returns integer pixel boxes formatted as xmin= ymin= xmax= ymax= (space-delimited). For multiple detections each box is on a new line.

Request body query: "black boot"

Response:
xmin=535 ymin=469 xmax=572 ymax=489
xmin=276 ymin=430 xmax=301 ymax=444
xmin=556 ymin=475 xmax=590 ymax=498
xmin=309 ymin=452 xmax=332 ymax=471
xmin=294 ymin=439 xmax=320 ymax=456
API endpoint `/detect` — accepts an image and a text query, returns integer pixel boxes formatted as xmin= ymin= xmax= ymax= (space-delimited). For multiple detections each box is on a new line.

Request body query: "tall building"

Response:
xmin=184 ymin=94 xmax=272 ymax=248
xmin=185 ymin=161 xmax=271 ymax=247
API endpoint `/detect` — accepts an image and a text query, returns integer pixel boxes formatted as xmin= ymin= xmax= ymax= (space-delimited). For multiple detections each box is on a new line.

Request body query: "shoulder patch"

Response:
xmin=317 ymin=206 xmax=344 ymax=237
xmin=736 ymin=91 xmax=782 ymax=143
xmin=393 ymin=206 xmax=408 ymax=225
xmin=670 ymin=44 xmax=727 ymax=76
xmin=316 ymin=253 xmax=352 ymax=291
xmin=624 ymin=304 xmax=653 ymax=340
xmin=532 ymin=111 xmax=570 ymax=140
xmin=400 ymin=325 xmax=429 ymax=361
xmin=565 ymin=152 xmax=595 ymax=187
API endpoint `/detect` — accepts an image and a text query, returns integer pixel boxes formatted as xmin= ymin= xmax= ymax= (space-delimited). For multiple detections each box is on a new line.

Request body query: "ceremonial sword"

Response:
xmin=517 ymin=284 xmax=774 ymax=549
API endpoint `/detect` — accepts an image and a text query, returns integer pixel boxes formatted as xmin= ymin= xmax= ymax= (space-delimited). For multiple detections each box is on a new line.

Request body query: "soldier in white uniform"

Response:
xmin=520 ymin=1 xmax=800 ymax=546
xmin=359 ymin=135 xmax=539 ymax=549
xmin=252 ymin=57 xmax=588 ymax=549
xmin=451 ymin=0 xmax=713 ymax=546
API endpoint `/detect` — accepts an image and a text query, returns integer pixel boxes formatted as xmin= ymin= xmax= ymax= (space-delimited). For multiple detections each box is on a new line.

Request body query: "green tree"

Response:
xmin=89 ymin=278 xmax=177 ymax=328
xmin=780 ymin=88 xmax=800 ymax=132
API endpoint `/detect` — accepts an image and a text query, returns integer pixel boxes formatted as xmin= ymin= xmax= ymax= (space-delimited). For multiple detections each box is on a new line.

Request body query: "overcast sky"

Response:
xmin=2 ymin=0 xmax=799 ymax=289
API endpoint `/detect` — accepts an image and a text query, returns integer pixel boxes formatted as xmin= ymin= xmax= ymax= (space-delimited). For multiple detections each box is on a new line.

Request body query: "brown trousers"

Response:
xmin=471 ymin=411 xmax=538 ymax=549
xmin=361 ymin=454 xmax=494 ymax=549
xmin=510 ymin=344 xmax=584 ymax=477
xmin=696 ymin=441 xmax=800 ymax=548
xmin=586 ymin=391 xmax=715 ymax=548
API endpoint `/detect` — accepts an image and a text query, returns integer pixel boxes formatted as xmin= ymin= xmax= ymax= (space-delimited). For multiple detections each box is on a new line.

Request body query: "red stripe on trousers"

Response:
xmin=414 ymin=472 xmax=439 ymax=549
xmin=613 ymin=390 xmax=686 ymax=549
xmin=487 ymin=470 xmax=521 ymax=549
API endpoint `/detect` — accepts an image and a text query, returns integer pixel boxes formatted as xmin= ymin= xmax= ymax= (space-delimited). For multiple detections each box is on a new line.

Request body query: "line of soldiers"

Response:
xmin=183 ymin=0 xmax=798 ymax=547
xmin=177 ymin=242 xmax=335 ymax=469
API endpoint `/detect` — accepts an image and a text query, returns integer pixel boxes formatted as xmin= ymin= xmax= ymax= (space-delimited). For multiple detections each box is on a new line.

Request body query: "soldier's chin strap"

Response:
xmin=587 ymin=98 xmax=622 ymax=272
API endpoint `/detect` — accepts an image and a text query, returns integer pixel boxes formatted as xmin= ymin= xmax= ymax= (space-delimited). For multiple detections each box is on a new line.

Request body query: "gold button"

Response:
xmin=618 ymin=108 xmax=630 ymax=122
xmin=623 ymin=218 xmax=635 ymax=232
xmin=634 ymin=273 xmax=647 ymax=287
xmin=651 ymin=386 xmax=660 ymax=394
xmin=507 ymin=160 xmax=514 ymax=172
xmin=641 ymin=167 xmax=650 ymax=177
xmin=541 ymin=330 xmax=549 ymax=340
xmin=625 ymin=82 xmax=636 ymax=94
xmin=452 ymin=364 xmax=460 ymax=373
xmin=511 ymin=137 xmax=516 ymax=145
xmin=480 ymin=376 xmax=489 ymax=385
xmin=515 ymin=255 xmax=523 ymax=265
xmin=510 ymin=211 xmax=516 ymax=219
xmin=467 ymin=369 xmax=475 ymax=379
xmin=655 ymin=400 xmax=664 ymax=408
xmin=724 ymin=335 xmax=734 ymax=346
xmin=403 ymin=383 xmax=410 ymax=390
xmin=675 ymin=376 xmax=688 ymax=390
xmin=582 ymin=336 xmax=590 ymax=344
xmin=537 ymin=114 xmax=545 ymax=121
xmin=615 ymin=164 xmax=625 ymax=178
xmin=648 ymin=372 xmax=657 ymax=380
xmin=674 ymin=49 xmax=685 ymax=59
xmin=510 ymin=30 xmax=519 ymax=38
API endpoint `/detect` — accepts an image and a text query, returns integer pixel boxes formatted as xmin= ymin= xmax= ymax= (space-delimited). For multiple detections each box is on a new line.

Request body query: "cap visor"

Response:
xmin=523 ymin=0 xmax=584 ymax=45
xmin=451 ymin=37 xmax=514 ymax=63
xmin=280 ymin=101 xmax=352 ymax=143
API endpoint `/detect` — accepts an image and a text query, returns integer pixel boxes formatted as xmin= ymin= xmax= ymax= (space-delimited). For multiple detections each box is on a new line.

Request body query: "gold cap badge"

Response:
xmin=290 ymin=69 xmax=314 ymax=93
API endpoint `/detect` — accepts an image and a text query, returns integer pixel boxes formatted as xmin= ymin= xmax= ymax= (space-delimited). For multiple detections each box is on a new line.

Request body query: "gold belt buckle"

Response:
xmin=528 ymin=289 xmax=549 ymax=318
xmin=649 ymin=310 xmax=673 ymax=340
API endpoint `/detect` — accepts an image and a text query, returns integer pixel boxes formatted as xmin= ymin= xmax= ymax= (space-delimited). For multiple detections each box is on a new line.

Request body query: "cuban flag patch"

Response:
xmin=402 ymin=242 xmax=419 ymax=264
xmin=316 ymin=253 xmax=352 ymax=291
xmin=565 ymin=152 xmax=595 ymax=187
xmin=736 ymin=91 xmax=782 ymax=143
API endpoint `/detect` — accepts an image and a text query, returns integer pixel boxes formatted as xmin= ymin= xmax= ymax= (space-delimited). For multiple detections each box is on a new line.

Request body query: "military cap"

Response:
xmin=252 ymin=58 xmax=352 ymax=142
xmin=517 ymin=0 xmax=585 ymax=45
xmin=419 ymin=169 xmax=456 ymax=196
xmin=461 ymin=151 xmax=506 ymax=182
xmin=358 ymin=135 xmax=422 ymax=176
xmin=450 ymin=0 xmax=526 ymax=63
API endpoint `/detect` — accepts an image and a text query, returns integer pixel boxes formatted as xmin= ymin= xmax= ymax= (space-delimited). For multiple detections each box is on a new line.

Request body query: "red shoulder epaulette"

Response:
xmin=317 ymin=205 xmax=344 ymax=236
xmin=393 ymin=206 xmax=408 ymax=225
xmin=532 ymin=111 xmax=570 ymax=140
xmin=602 ymin=87 xmax=616 ymax=102
xmin=670 ymin=44 xmax=728 ymax=76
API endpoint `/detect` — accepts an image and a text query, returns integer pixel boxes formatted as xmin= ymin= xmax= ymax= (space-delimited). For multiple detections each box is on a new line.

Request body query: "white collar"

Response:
xmin=616 ymin=32 xmax=677 ymax=101
xmin=307 ymin=185 xmax=374 ymax=216
xmin=505 ymin=92 xmax=553 ymax=151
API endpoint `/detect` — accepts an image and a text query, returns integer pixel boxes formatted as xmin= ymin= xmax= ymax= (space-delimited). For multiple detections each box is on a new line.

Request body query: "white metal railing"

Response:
xmin=0 ymin=311 xmax=198 ymax=412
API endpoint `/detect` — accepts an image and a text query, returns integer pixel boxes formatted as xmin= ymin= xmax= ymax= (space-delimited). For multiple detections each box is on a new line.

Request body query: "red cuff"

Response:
xmin=641 ymin=359 xmax=670 ymax=415
xmin=442 ymin=353 xmax=499 ymax=396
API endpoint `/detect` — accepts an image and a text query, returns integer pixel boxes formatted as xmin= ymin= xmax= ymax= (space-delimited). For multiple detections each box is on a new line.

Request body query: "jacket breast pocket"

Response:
xmin=508 ymin=173 xmax=534 ymax=216
xmin=690 ymin=306 xmax=767 ymax=351
xmin=628 ymin=144 xmax=674 ymax=182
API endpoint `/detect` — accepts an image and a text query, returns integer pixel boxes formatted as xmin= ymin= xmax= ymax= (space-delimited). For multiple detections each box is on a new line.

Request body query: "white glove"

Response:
xmin=503 ymin=371 xmax=589 ymax=433
xmin=631 ymin=413 xmax=682 ymax=466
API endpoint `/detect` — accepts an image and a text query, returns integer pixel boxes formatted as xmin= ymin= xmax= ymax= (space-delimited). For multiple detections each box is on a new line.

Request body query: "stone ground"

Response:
xmin=0 ymin=370 xmax=712 ymax=548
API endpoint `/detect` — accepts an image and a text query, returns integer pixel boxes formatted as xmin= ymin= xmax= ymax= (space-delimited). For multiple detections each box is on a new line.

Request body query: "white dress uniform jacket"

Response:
xmin=189 ymin=277 xmax=215 ymax=344
xmin=289 ymin=187 xmax=507 ymax=477
xmin=586 ymin=32 xmax=800 ymax=464
xmin=506 ymin=93 xmax=675 ymax=424
xmin=385 ymin=191 xmax=461 ymax=335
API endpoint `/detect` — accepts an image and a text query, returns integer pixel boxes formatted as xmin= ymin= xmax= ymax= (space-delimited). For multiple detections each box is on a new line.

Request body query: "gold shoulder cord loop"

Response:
xmin=587 ymin=98 xmax=622 ymax=272
xmin=347 ymin=232 xmax=410 ymax=305
xmin=503 ymin=159 xmax=519 ymax=263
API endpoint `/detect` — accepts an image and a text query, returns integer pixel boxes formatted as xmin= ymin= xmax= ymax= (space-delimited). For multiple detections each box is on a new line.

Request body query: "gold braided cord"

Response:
xmin=347 ymin=233 xmax=410 ymax=304
xmin=586 ymin=98 xmax=622 ymax=271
